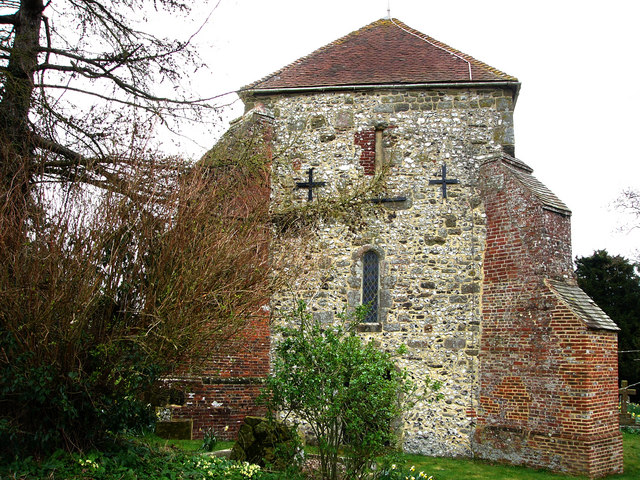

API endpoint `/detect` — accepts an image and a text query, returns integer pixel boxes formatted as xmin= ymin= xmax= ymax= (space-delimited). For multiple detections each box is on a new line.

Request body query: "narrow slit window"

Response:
xmin=362 ymin=250 xmax=379 ymax=323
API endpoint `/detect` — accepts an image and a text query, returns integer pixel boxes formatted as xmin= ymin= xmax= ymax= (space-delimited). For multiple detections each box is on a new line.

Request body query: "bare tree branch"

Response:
xmin=33 ymin=133 xmax=90 ymax=165
xmin=615 ymin=188 xmax=640 ymax=232
xmin=0 ymin=14 xmax=17 ymax=24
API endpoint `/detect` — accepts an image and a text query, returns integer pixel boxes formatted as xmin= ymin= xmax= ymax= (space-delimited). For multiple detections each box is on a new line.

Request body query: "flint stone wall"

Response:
xmin=243 ymin=86 xmax=516 ymax=456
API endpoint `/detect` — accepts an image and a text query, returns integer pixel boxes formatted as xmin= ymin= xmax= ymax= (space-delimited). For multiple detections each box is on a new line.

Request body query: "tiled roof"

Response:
xmin=506 ymin=164 xmax=571 ymax=216
xmin=498 ymin=153 xmax=533 ymax=174
xmin=546 ymin=280 xmax=620 ymax=331
xmin=481 ymin=152 xmax=571 ymax=216
xmin=242 ymin=18 xmax=518 ymax=92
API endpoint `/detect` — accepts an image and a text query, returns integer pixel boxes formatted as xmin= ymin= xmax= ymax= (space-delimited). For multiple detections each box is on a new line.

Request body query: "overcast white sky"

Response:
xmin=184 ymin=0 xmax=640 ymax=262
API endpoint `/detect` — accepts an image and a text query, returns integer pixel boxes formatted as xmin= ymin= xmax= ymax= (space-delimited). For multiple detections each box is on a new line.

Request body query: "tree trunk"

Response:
xmin=0 ymin=0 xmax=44 ymax=253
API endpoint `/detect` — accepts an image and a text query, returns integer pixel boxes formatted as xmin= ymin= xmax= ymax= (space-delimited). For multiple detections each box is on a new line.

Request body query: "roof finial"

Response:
xmin=386 ymin=0 xmax=391 ymax=19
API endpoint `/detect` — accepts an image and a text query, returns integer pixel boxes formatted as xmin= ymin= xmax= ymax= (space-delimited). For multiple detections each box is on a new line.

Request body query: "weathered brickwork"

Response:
xmin=241 ymin=87 xmax=515 ymax=456
xmin=476 ymin=156 xmax=623 ymax=477
xmin=354 ymin=128 xmax=377 ymax=175
xmin=170 ymin=314 xmax=271 ymax=440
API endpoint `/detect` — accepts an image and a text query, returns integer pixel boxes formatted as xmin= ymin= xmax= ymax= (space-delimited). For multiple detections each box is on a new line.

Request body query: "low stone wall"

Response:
xmin=155 ymin=419 xmax=193 ymax=440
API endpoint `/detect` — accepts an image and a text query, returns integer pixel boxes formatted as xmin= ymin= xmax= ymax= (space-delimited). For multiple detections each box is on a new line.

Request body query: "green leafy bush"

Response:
xmin=0 ymin=321 xmax=158 ymax=457
xmin=263 ymin=301 xmax=437 ymax=480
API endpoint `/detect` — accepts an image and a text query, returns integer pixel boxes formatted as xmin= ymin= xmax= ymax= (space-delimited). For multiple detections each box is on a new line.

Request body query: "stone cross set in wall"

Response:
xmin=295 ymin=163 xmax=459 ymax=202
xmin=619 ymin=380 xmax=637 ymax=426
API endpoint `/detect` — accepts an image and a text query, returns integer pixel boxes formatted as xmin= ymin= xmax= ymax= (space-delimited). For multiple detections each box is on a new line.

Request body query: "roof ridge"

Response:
xmin=387 ymin=19 xmax=517 ymax=82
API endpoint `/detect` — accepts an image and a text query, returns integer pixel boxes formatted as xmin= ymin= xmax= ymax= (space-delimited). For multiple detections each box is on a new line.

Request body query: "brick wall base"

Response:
xmin=473 ymin=427 xmax=623 ymax=478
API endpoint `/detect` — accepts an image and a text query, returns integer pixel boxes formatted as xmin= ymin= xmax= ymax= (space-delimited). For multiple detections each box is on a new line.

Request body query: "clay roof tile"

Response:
xmin=242 ymin=18 xmax=518 ymax=92
xmin=546 ymin=280 xmax=620 ymax=332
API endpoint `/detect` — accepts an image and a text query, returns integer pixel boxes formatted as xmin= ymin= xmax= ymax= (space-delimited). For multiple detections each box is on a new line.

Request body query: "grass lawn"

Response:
xmin=165 ymin=430 xmax=639 ymax=479
xmin=159 ymin=430 xmax=640 ymax=479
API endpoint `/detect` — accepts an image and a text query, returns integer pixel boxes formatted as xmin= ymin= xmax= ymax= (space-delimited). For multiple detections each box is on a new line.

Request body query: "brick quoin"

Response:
xmin=475 ymin=155 xmax=623 ymax=478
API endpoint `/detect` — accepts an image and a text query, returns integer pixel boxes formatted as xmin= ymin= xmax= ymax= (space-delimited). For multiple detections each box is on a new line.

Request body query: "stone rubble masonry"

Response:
xmin=476 ymin=156 xmax=623 ymax=477
xmin=242 ymin=86 xmax=515 ymax=458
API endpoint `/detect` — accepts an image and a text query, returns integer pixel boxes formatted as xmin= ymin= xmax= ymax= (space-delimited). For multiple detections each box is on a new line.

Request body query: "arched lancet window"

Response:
xmin=362 ymin=250 xmax=379 ymax=323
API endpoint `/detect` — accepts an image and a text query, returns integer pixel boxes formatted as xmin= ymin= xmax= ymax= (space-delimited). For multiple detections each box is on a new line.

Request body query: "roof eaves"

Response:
xmin=240 ymin=80 xmax=521 ymax=96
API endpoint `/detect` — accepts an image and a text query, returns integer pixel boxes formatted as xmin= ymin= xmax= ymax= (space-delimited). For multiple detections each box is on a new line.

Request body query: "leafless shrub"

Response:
xmin=0 ymin=139 xmax=301 ymax=453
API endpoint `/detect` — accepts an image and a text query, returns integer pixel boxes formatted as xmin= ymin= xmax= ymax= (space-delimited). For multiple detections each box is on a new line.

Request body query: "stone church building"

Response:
xmin=174 ymin=18 xmax=623 ymax=477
